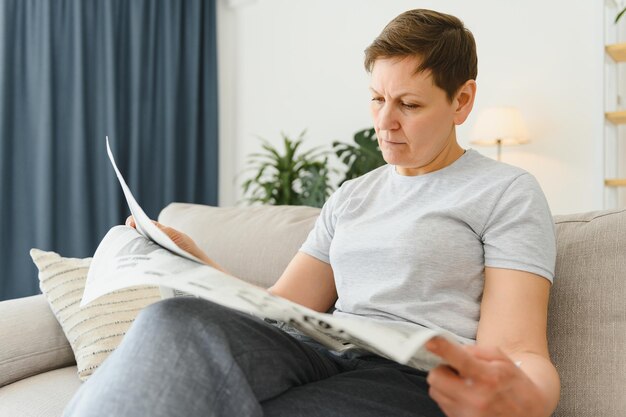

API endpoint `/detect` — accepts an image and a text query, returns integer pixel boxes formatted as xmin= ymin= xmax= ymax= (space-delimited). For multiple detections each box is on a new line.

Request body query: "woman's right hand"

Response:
xmin=125 ymin=215 xmax=226 ymax=273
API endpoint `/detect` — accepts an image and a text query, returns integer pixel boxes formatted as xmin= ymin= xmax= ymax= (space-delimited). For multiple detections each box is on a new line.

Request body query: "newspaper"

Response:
xmin=81 ymin=137 xmax=456 ymax=371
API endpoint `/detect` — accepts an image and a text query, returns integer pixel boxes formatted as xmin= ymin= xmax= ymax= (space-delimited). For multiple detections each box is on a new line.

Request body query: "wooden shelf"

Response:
xmin=605 ymin=179 xmax=626 ymax=187
xmin=606 ymin=43 xmax=626 ymax=62
xmin=605 ymin=110 xmax=626 ymax=124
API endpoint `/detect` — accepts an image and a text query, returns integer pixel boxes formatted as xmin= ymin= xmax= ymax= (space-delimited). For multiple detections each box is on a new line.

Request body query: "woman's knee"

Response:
xmin=130 ymin=297 xmax=230 ymax=338
xmin=129 ymin=297 xmax=281 ymax=355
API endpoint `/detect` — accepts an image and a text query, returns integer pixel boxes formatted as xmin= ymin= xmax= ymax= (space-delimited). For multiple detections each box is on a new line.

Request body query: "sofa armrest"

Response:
xmin=0 ymin=294 xmax=75 ymax=387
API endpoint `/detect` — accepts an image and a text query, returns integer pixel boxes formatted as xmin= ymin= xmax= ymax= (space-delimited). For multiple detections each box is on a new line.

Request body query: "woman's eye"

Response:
xmin=402 ymin=102 xmax=419 ymax=109
xmin=371 ymin=97 xmax=384 ymax=103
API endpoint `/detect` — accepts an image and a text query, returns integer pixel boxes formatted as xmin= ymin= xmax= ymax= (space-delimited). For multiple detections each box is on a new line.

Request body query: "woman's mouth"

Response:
xmin=384 ymin=139 xmax=405 ymax=145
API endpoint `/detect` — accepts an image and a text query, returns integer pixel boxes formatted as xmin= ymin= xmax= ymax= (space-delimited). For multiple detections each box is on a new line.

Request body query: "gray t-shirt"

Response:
xmin=300 ymin=149 xmax=556 ymax=344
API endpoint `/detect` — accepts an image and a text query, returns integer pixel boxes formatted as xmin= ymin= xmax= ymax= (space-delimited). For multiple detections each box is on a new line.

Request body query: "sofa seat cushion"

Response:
xmin=0 ymin=366 xmax=80 ymax=417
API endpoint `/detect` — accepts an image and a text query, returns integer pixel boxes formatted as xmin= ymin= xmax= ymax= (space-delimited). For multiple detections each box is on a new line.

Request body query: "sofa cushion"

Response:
xmin=549 ymin=208 xmax=626 ymax=417
xmin=30 ymin=249 xmax=161 ymax=381
xmin=0 ymin=366 xmax=80 ymax=417
xmin=158 ymin=203 xmax=321 ymax=288
xmin=0 ymin=294 xmax=75 ymax=387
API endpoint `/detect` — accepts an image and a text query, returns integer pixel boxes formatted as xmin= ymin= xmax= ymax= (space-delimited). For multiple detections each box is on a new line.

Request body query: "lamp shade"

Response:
xmin=470 ymin=107 xmax=530 ymax=146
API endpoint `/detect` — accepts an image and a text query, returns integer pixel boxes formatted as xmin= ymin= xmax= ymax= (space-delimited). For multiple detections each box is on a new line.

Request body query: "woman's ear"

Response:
xmin=453 ymin=80 xmax=477 ymax=125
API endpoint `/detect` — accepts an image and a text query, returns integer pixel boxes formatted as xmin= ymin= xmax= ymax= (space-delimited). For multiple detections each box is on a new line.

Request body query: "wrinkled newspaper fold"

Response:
xmin=82 ymin=137 xmax=456 ymax=371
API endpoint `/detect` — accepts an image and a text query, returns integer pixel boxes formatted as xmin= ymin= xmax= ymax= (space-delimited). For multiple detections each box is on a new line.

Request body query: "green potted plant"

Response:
xmin=241 ymin=131 xmax=333 ymax=208
xmin=242 ymin=127 xmax=387 ymax=208
xmin=333 ymin=127 xmax=386 ymax=186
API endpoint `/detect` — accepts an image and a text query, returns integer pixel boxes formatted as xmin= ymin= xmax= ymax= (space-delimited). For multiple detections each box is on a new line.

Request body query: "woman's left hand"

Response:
xmin=426 ymin=337 xmax=548 ymax=417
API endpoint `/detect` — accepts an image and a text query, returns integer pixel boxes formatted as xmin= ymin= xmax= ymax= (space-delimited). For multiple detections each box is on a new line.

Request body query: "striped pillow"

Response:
xmin=29 ymin=249 xmax=161 ymax=380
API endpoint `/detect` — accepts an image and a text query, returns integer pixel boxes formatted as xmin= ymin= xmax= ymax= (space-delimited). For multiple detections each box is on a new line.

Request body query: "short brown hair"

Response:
xmin=364 ymin=9 xmax=478 ymax=101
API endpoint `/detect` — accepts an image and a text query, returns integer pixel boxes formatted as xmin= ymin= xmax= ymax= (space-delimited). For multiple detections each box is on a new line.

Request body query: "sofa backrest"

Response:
xmin=160 ymin=203 xmax=626 ymax=417
xmin=550 ymin=208 xmax=626 ymax=417
xmin=158 ymin=203 xmax=321 ymax=288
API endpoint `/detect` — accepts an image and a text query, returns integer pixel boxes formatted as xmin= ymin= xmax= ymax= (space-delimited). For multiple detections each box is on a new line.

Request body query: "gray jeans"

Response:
xmin=63 ymin=297 xmax=445 ymax=417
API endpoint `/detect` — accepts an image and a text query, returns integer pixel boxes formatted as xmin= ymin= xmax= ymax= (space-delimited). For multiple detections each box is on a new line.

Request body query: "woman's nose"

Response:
xmin=376 ymin=103 xmax=400 ymax=131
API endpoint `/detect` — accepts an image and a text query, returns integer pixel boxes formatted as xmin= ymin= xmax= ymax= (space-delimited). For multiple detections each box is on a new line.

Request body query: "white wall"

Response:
xmin=218 ymin=0 xmax=605 ymax=215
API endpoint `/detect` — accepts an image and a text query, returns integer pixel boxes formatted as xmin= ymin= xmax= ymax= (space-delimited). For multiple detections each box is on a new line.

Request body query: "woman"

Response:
xmin=65 ymin=9 xmax=559 ymax=417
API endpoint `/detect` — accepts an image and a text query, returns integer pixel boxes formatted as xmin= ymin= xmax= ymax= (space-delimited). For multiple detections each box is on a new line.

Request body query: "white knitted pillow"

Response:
xmin=29 ymin=249 xmax=161 ymax=380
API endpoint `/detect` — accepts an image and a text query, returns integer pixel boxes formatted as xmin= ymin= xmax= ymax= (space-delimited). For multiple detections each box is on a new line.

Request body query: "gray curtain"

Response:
xmin=0 ymin=0 xmax=219 ymax=301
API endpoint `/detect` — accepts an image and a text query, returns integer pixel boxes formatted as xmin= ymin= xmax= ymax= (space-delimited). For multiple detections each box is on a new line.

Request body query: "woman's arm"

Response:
xmin=268 ymin=252 xmax=338 ymax=313
xmin=426 ymin=267 xmax=560 ymax=417
xmin=477 ymin=267 xmax=560 ymax=413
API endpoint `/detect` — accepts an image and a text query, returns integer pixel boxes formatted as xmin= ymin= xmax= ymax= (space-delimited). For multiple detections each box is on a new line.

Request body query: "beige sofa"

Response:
xmin=0 ymin=203 xmax=624 ymax=417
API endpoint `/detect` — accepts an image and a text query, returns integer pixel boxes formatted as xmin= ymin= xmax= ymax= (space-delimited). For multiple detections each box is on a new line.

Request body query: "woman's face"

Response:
xmin=369 ymin=56 xmax=473 ymax=175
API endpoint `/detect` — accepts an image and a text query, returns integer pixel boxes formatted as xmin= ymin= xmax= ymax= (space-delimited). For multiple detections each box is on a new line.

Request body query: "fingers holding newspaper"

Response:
xmin=125 ymin=215 xmax=227 ymax=274
xmin=426 ymin=336 xmax=545 ymax=417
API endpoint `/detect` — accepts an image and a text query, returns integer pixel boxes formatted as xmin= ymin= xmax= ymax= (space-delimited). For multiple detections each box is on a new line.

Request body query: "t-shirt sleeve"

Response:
xmin=299 ymin=187 xmax=341 ymax=264
xmin=481 ymin=173 xmax=556 ymax=282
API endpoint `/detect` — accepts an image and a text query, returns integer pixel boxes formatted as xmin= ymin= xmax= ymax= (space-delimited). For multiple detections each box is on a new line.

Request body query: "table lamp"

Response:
xmin=470 ymin=107 xmax=530 ymax=161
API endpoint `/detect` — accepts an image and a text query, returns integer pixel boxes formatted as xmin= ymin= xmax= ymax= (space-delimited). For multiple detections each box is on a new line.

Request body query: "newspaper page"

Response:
xmin=104 ymin=137 xmax=203 ymax=299
xmin=81 ymin=137 xmax=455 ymax=371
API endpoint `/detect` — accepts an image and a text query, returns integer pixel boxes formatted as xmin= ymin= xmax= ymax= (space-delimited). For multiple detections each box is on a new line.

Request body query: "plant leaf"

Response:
xmin=616 ymin=7 xmax=626 ymax=23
